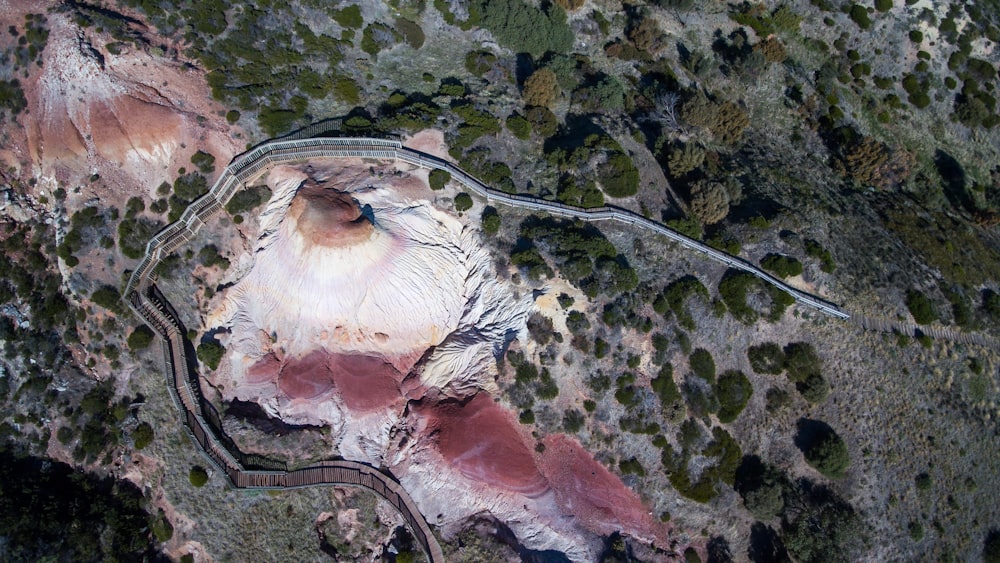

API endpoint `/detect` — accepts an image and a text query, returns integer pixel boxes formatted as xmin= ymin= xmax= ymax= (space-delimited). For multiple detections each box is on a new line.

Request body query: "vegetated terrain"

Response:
xmin=0 ymin=0 xmax=999 ymax=561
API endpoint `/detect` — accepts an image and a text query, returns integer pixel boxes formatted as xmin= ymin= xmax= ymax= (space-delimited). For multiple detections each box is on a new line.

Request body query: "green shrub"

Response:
xmin=915 ymin=472 xmax=932 ymax=490
xmin=563 ymin=409 xmax=584 ymax=432
xmin=117 ymin=216 xmax=164 ymax=259
xmin=748 ymin=343 xmax=785 ymax=374
xmin=196 ymin=339 xmax=225 ymax=371
xmin=598 ymin=152 xmax=639 ymax=198
xmin=803 ymin=426 xmax=849 ymax=479
xmin=471 ymin=0 xmax=573 ymax=57
xmin=506 ymin=113 xmax=531 ymax=139
xmin=783 ymin=342 xmax=822 ymax=383
xmin=849 ymin=4 xmax=871 ymax=29
xmin=91 ymin=286 xmax=122 ymax=314
xmin=333 ymin=77 xmax=360 ymax=104
xmin=132 ymin=422 xmax=154 ymax=450
xmin=765 ymin=387 xmax=792 ymax=412
xmin=797 ymin=372 xmax=830 ymax=403
xmin=875 ymin=0 xmax=892 ymax=12
xmin=454 ymin=192 xmax=473 ymax=212
xmin=126 ymin=325 xmax=155 ymax=351
xmin=396 ymin=18 xmax=425 ymax=49
xmin=429 ymin=169 xmax=451 ymax=190
xmin=594 ymin=338 xmax=609 ymax=358
xmin=619 ymin=457 xmax=645 ymax=476
xmin=906 ymin=289 xmax=936 ymax=324
xmin=761 ymin=253 xmax=803 ymax=278
xmin=718 ymin=270 xmax=758 ymax=323
xmin=56 ymin=426 xmax=74 ymax=445
xmin=804 ymin=239 xmax=836 ymax=272
xmin=689 ymin=348 xmax=716 ymax=383
xmin=225 ymin=186 xmax=272 ymax=215
xmin=654 ymin=275 xmax=709 ymax=330
xmin=715 ymin=370 xmax=752 ymax=423
xmin=198 ymin=245 xmax=230 ymax=269
xmin=0 ymin=79 xmax=28 ymax=116
xmin=332 ymin=5 xmax=363 ymax=29
xmin=525 ymin=106 xmax=558 ymax=138
xmin=481 ymin=206 xmax=501 ymax=235
xmin=465 ymin=50 xmax=497 ymax=77
xmin=188 ymin=466 xmax=209 ymax=487
xmin=652 ymin=363 xmax=681 ymax=406
xmin=150 ymin=509 xmax=173 ymax=542
xmin=190 ymin=150 xmax=215 ymax=174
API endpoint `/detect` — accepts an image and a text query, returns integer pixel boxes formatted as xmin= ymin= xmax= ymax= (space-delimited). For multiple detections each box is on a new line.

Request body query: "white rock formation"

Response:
xmin=210 ymin=163 xmax=532 ymax=427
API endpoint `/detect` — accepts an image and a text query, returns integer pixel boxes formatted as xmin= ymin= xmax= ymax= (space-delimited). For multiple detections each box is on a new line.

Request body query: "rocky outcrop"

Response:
xmin=26 ymin=15 xmax=239 ymax=189
xmin=208 ymin=160 xmax=671 ymax=562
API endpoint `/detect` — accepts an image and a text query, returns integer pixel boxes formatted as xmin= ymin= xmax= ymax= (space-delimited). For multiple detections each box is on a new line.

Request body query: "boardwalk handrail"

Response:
xmin=125 ymin=135 xmax=847 ymax=319
xmin=122 ymin=133 xmax=863 ymax=563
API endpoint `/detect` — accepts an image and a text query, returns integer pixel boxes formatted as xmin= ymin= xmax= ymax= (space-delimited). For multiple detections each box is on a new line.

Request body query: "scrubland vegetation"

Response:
xmin=0 ymin=0 xmax=998 ymax=560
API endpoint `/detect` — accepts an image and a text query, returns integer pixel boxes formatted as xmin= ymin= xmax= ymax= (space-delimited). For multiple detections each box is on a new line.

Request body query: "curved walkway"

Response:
xmin=121 ymin=133 xmax=998 ymax=562
xmin=122 ymin=134 xmax=850 ymax=562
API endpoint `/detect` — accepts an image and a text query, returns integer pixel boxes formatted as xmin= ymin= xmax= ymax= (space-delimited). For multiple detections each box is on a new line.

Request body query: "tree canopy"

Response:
xmin=471 ymin=0 xmax=573 ymax=58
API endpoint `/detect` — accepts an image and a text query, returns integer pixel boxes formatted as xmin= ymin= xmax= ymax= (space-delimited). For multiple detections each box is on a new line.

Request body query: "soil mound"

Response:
xmin=289 ymin=182 xmax=374 ymax=249
xmin=540 ymin=435 xmax=667 ymax=540
xmin=421 ymin=393 xmax=547 ymax=496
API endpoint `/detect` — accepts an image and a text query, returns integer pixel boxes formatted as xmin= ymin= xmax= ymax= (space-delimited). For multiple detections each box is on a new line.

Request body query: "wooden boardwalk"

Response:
xmin=132 ymin=286 xmax=443 ymax=562
xmin=122 ymin=129 xmax=1000 ymax=563
xmin=848 ymin=312 xmax=1000 ymax=349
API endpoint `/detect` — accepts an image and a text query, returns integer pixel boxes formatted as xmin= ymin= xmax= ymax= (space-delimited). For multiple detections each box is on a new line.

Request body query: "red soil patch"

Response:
xmin=419 ymin=393 xmax=547 ymax=496
xmin=247 ymin=353 xmax=281 ymax=384
xmin=288 ymin=182 xmax=373 ymax=248
xmin=539 ymin=435 xmax=666 ymax=540
xmin=278 ymin=350 xmax=335 ymax=400
xmin=261 ymin=349 xmax=403 ymax=411
xmin=328 ymin=354 xmax=402 ymax=412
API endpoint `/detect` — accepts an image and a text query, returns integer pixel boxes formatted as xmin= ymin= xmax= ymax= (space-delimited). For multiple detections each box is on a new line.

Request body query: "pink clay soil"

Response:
xmin=256 ymin=349 xmax=403 ymax=412
xmin=288 ymin=182 xmax=374 ymax=249
xmin=418 ymin=393 xmax=548 ymax=496
xmin=540 ymin=434 xmax=669 ymax=541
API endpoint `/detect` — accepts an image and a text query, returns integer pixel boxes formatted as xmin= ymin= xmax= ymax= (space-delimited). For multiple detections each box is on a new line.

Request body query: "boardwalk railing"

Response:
xmin=125 ymin=136 xmax=849 ymax=319
xmin=134 ymin=285 xmax=443 ymax=562
xmin=121 ymin=134 xmax=865 ymax=563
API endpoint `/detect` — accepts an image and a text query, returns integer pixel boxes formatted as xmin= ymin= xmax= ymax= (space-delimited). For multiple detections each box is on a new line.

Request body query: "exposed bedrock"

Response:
xmin=208 ymin=165 xmax=669 ymax=561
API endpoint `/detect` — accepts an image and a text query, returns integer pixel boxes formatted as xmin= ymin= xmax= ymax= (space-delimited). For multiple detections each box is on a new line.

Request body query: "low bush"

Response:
xmin=196 ymin=339 xmax=225 ymax=371
xmin=652 ymin=363 xmax=681 ymax=406
xmin=91 ymin=286 xmax=123 ymax=314
xmin=761 ymin=253 xmax=803 ymax=278
xmin=126 ymin=325 xmax=155 ymax=351
xmin=689 ymin=348 xmax=716 ymax=383
xmin=132 ymin=422 xmax=154 ymax=450
xmin=225 ymin=186 xmax=272 ymax=215
xmin=598 ymin=152 xmax=640 ymax=198
xmin=783 ymin=342 xmax=822 ymax=383
xmin=481 ymin=206 xmax=501 ymax=235
xmin=906 ymin=289 xmax=937 ymax=324
xmin=715 ymin=370 xmax=752 ymax=423
xmin=748 ymin=342 xmax=785 ymax=374
xmin=801 ymin=424 xmax=849 ymax=479
xmin=471 ymin=0 xmax=573 ymax=57
xmin=506 ymin=113 xmax=531 ymax=139
xmin=454 ymin=192 xmax=473 ymax=212
xmin=189 ymin=466 xmax=209 ymax=487
xmin=429 ymin=169 xmax=451 ymax=190
xmin=849 ymin=4 xmax=871 ymax=29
